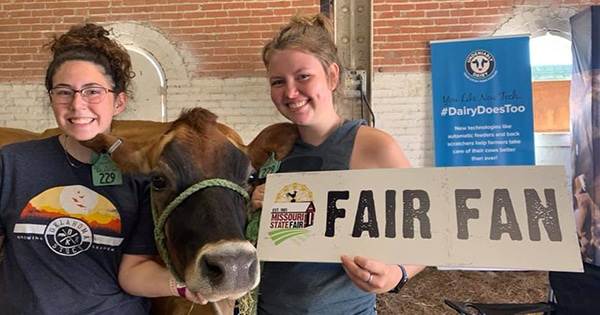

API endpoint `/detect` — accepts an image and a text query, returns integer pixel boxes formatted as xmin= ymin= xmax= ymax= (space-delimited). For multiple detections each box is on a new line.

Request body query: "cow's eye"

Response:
xmin=150 ymin=174 xmax=167 ymax=191
xmin=248 ymin=171 xmax=258 ymax=185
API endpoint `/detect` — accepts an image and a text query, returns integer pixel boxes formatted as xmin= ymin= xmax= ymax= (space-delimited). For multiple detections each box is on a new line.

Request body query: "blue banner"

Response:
xmin=431 ymin=36 xmax=535 ymax=167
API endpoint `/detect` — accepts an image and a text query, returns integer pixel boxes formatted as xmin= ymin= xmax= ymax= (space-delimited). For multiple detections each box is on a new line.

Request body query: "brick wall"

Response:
xmin=0 ymin=0 xmax=319 ymax=80
xmin=1 ymin=0 xmax=599 ymax=166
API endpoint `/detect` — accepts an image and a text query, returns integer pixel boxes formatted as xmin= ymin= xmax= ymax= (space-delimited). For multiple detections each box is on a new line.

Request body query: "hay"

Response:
xmin=237 ymin=287 xmax=258 ymax=315
xmin=376 ymin=267 xmax=549 ymax=315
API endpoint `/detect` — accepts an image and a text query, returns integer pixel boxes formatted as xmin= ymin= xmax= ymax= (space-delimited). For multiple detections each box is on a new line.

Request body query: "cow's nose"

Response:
xmin=198 ymin=244 xmax=259 ymax=291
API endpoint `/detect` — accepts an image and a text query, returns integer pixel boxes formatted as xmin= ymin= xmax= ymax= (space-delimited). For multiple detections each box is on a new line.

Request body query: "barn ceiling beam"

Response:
xmin=332 ymin=0 xmax=373 ymax=124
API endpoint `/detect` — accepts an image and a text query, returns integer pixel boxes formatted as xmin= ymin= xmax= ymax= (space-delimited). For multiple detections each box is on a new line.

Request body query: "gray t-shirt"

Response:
xmin=0 ymin=136 xmax=156 ymax=315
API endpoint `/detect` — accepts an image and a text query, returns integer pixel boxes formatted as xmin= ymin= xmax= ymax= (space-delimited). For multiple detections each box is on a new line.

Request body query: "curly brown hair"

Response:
xmin=44 ymin=23 xmax=134 ymax=96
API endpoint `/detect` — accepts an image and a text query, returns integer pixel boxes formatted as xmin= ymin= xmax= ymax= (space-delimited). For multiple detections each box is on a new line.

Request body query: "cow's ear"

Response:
xmin=80 ymin=134 xmax=155 ymax=173
xmin=245 ymin=123 xmax=299 ymax=171
xmin=218 ymin=123 xmax=245 ymax=148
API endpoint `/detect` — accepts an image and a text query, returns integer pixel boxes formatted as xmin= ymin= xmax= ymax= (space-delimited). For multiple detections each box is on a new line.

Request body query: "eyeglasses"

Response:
xmin=49 ymin=86 xmax=115 ymax=104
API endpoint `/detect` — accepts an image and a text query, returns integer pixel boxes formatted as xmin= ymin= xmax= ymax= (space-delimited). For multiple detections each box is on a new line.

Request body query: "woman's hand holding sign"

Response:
xmin=341 ymin=255 xmax=399 ymax=293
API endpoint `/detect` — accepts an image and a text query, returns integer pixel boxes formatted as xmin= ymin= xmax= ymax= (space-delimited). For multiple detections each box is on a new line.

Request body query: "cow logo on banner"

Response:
xmin=267 ymin=182 xmax=316 ymax=245
xmin=465 ymin=50 xmax=497 ymax=82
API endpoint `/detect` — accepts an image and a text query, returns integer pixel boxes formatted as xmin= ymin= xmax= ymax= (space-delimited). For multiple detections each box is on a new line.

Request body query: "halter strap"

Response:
xmin=151 ymin=178 xmax=250 ymax=283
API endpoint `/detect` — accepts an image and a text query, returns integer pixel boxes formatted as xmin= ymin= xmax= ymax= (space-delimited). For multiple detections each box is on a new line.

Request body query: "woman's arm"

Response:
xmin=118 ymin=254 xmax=207 ymax=304
xmin=344 ymin=125 xmax=425 ymax=292
xmin=341 ymin=255 xmax=425 ymax=293
xmin=250 ymin=183 xmax=266 ymax=211
xmin=351 ymin=126 xmax=411 ymax=169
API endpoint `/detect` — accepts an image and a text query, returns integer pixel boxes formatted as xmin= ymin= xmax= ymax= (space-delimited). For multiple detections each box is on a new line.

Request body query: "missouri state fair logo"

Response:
xmin=267 ymin=182 xmax=316 ymax=245
xmin=465 ymin=49 xmax=497 ymax=82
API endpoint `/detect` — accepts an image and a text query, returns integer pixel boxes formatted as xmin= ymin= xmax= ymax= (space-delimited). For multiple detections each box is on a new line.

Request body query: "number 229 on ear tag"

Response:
xmin=258 ymin=151 xmax=281 ymax=179
xmin=92 ymin=153 xmax=123 ymax=186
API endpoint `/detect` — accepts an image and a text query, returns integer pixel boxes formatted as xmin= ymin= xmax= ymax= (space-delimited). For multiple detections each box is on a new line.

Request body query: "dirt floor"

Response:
xmin=376 ymin=267 xmax=550 ymax=315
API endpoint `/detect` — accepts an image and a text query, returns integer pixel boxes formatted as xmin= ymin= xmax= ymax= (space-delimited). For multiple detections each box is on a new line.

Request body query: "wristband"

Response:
xmin=388 ymin=264 xmax=408 ymax=294
xmin=170 ymin=277 xmax=187 ymax=297
xmin=176 ymin=284 xmax=186 ymax=297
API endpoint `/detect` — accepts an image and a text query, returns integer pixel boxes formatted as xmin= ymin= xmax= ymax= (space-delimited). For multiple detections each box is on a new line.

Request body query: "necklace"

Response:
xmin=62 ymin=135 xmax=83 ymax=168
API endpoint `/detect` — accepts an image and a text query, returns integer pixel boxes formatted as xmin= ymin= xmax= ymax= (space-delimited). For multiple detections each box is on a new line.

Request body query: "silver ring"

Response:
xmin=366 ymin=273 xmax=373 ymax=283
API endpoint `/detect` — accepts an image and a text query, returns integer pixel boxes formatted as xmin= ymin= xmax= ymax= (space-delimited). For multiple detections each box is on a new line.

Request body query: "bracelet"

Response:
xmin=169 ymin=277 xmax=187 ymax=297
xmin=177 ymin=284 xmax=187 ymax=298
xmin=388 ymin=264 xmax=408 ymax=294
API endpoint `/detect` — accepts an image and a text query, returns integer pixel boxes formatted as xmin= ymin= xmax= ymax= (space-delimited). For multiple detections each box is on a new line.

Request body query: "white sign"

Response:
xmin=256 ymin=165 xmax=583 ymax=272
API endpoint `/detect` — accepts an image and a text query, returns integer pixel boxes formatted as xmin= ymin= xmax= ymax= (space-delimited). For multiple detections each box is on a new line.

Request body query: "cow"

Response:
xmin=0 ymin=107 xmax=299 ymax=315
xmin=0 ymin=119 xmax=170 ymax=150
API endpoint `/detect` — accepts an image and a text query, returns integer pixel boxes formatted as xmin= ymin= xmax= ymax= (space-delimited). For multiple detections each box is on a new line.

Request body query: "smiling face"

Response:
xmin=50 ymin=60 xmax=125 ymax=141
xmin=267 ymin=49 xmax=339 ymax=127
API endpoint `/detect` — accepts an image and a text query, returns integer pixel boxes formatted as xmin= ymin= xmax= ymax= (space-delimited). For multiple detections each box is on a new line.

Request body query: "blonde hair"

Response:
xmin=262 ymin=13 xmax=343 ymax=86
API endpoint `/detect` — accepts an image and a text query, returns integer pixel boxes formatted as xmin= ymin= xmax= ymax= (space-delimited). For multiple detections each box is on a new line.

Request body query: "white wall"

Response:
xmin=0 ymin=75 xmax=573 ymax=172
xmin=535 ymin=132 xmax=571 ymax=190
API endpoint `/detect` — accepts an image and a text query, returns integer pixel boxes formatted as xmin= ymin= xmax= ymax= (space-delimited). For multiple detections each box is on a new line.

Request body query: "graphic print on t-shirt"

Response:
xmin=13 ymin=185 xmax=123 ymax=256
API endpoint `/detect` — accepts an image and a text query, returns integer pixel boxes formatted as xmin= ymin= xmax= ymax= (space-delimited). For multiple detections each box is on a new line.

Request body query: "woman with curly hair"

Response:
xmin=0 ymin=24 xmax=205 ymax=314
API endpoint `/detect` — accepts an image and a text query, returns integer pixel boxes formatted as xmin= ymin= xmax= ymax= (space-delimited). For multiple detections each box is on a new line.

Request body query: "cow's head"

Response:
xmin=81 ymin=107 xmax=288 ymax=302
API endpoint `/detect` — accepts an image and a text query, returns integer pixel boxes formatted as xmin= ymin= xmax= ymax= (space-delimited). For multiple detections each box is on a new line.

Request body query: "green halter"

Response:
xmin=151 ymin=178 xmax=250 ymax=284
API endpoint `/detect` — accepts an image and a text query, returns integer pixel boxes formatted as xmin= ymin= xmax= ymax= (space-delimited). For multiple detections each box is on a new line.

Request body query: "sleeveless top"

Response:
xmin=257 ymin=119 xmax=377 ymax=315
